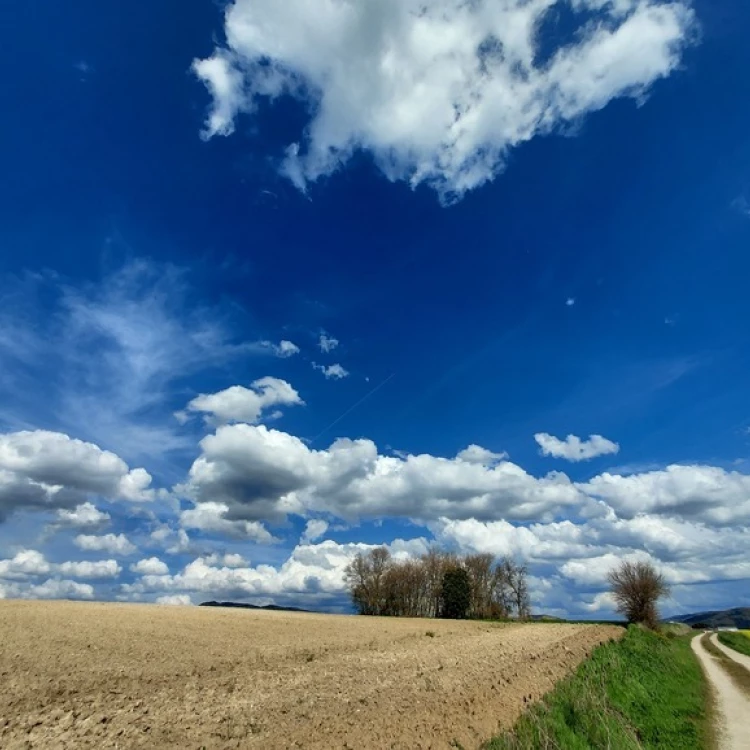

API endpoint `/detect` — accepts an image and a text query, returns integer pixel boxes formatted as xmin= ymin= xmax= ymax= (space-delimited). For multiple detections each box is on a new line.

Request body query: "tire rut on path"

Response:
xmin=691 ymin=634 xmax=750 ymax=750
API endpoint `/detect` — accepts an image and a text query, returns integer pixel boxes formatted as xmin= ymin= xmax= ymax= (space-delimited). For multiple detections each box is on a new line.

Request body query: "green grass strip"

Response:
xmin=702 ymin=633 xmax=750 ymax=697
xmin=485 ymin=627 xmax=710 ymax=750
xmin=717 ymin=631 xmax=750 ymax=659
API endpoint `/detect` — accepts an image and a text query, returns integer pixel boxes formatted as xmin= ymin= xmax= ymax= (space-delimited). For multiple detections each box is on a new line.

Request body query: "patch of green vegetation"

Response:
xmin=660 ymin=622 xmax=692 ymax=638
xmin=485 ymin=627 xmax=710 ymax=750
xmin=702 ymin=634 xmax=750 ymax=696
xmin=718 ymin=630 xmax=750 ymax=658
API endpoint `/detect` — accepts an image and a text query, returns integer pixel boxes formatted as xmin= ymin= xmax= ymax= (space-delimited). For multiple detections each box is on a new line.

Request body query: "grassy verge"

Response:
xmin=485 ymin=627 xmax=710 ymax=750
xmin=717 ymin=631 xmax=750 ymax=658
xmin=702 ymin=633 xmax=750 ymax=696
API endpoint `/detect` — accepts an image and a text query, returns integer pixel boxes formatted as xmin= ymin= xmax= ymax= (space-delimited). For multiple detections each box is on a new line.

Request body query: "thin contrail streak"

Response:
xmin=310 ymin=373 xmax=395 ymax=445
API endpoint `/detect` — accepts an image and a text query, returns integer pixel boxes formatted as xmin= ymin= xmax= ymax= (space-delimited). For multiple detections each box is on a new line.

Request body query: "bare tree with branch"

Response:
xmin=608 ymin=560 xmax=669 ymax=630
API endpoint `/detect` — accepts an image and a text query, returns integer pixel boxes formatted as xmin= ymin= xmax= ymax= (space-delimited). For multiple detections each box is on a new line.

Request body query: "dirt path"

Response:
xmin=0 ymin=601 xmax=621 ymax=750
xmin=710 ymin=633 xmax=750 ymax=672
xmin=691 ymin=634 xmax=750 ymax=750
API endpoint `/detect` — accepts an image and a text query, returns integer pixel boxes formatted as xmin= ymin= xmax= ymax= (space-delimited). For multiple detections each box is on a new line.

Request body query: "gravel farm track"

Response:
xmin=0 ymin=601 xmax=621 ymax=750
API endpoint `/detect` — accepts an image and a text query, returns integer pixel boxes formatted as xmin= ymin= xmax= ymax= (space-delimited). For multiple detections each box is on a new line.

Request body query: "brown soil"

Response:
xmin=0 ymin=600 xmax=621 ymax=749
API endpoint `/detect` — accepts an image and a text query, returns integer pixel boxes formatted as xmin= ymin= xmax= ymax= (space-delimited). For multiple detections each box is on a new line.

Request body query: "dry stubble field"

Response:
xmin=0 ymin=601 xmax=621 ymax=749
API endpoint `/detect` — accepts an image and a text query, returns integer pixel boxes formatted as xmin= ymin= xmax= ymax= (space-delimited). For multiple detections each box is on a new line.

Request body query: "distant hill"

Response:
xmin=668 ymin=607 xmax=750 ymax=629
xmin=200 ymin=601 xmax=312 ymax=614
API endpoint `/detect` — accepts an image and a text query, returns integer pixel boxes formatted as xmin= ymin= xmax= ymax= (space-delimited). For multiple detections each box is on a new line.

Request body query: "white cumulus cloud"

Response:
xmin=50 ymin=502 xmax=111 ymax=532
xmin=312 ymin=363 xmax=349 ymax=380
xmin=185 ymin=377 xmax=304 ymax=426
xmin=580 ymin=464 xmax=750 ymax=524
xmin=24 ymin=579 xmax=94 ymax=600
xmin=122 ymin=537 xmax=429 ymax=604
xmin=535 ymin=432 xmax=620 ymax=461
xmin=433 ymin=517 xmax=597 ymax=561
xmin=180 ymin=501 xmax=279 ymax=543
xmin=203 ymin=552 xmax=248 ymax=568
xmin=131 ymin=557 xmax=170 ymax=576
xmin=74 ymin=533 xmax=137 ymax=556
xmin=0 ymin=550 xmax=120 ymax=583
xmin=194 ymin=0 xmax=696 ymax=201
xmin=57 ymin=559 xmax=122 ymax=579
xmin=0 ymin=430 xmax=154 ymax=522
xmin=0 ymin=550 xmax=51 ymax=579
xmin=456 ymin=445 xmax=508 ymax=466
xmin=301 ymin=519 xmax=329 ymax=544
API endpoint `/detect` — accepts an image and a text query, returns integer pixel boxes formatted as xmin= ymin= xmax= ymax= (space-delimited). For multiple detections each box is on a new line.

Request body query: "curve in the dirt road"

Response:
xmin=710 ymin=633 xmax=750 ymax=672
xmin=691 ymin=634 xmax=750 ymax=750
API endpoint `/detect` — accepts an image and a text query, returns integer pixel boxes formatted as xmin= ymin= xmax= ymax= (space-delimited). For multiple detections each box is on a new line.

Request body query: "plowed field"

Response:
xmin=0 ymin=601 xmax=621 ymax=749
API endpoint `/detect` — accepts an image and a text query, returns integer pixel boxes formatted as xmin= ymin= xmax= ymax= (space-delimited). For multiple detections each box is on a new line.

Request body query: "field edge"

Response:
xmin=483 ymin=626 xmax=711 ymax=750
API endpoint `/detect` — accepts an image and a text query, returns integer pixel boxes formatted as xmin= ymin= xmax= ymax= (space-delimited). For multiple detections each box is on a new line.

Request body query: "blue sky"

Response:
xmin=0 ymin=0 xmax=749 ymax=616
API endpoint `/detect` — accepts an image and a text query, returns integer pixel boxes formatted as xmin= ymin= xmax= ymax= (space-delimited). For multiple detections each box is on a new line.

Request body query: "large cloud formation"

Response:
xmin=0 ymin=550 xmax=119 ymax=601
xmin=181 ymin=424 xmax=584 ymax=526
xmin=1 ymin=380 xmax=748 ymax=619
xmin=180 ymin=422 xmax=750 ymax=529
xmin=122 ymin=538 xmax=430 ymax=608
xmin=195 ymin=0 xmax=696 ymax=200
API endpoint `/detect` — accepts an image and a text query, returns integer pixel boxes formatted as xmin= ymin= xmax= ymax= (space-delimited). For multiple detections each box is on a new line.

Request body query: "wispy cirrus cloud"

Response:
xmin=318 ymin=334 xmax=339 ymax=353
xmin=258 ymin=340 xmax=300 ymax=358
xmin=0 ymin=260 xmax=295 ymax=467
xmin=731 ymin=195 xmax=750 ymax=218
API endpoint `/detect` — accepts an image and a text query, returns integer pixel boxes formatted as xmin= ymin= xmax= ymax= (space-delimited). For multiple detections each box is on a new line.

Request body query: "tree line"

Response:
xmin=344 ymin=547 xmax=531 ymax=620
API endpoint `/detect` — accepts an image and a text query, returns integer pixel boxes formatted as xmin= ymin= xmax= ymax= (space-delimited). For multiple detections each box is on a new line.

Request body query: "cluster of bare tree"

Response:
xmin=344 ymin=547 xmax=531 ymax=620
xmin=344 ymin=548 xmax=672 ymax=627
